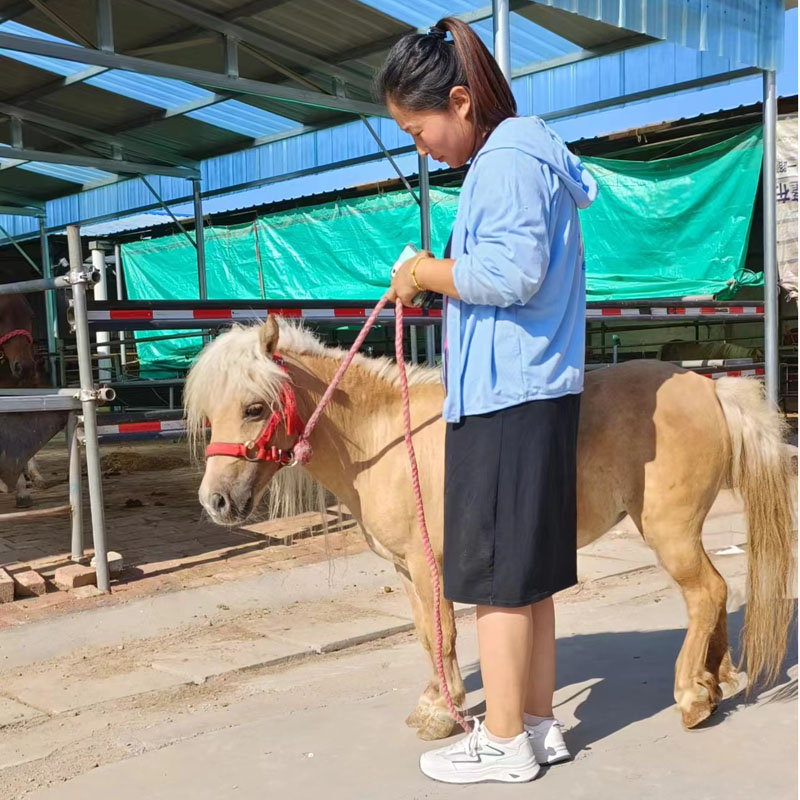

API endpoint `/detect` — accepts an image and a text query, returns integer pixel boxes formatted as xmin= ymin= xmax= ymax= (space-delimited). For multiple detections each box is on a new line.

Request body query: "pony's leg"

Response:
xmin=26 ymin=458 xmax=46 ymax=489
xmin=398 ymin=553 xmax=466 ymax=740
xmin=394 ymin=564 xmax=441 ymax=729
xmin=645 ymin=526 xmax=729 ymax=728
xmin=15 ymin=472 xmax=33 ymax=508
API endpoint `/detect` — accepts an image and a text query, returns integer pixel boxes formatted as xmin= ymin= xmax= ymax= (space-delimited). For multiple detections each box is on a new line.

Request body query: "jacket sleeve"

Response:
xmin=452 ymin=148 xmax=551 ymax=308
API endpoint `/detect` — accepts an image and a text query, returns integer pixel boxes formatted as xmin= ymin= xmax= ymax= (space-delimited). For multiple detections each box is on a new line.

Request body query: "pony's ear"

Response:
xmin=259 ymin=315 xmax=279 ymax=356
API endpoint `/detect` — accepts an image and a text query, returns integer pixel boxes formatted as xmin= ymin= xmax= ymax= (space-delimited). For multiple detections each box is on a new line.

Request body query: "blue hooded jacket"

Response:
xmin=442 ymin=115 xmax=598 ymax=423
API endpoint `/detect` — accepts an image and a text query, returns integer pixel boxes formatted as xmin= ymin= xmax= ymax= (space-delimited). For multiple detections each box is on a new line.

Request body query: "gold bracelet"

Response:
xmin=410 ymin=254 xmax=426 ymax=292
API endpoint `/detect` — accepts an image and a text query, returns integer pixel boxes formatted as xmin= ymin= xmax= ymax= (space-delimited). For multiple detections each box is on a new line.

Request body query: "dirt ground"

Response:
xmin=0 ymin=436 xmax=796 ymax=799
xmin=0 ymin=436 xmax=367 ymax=628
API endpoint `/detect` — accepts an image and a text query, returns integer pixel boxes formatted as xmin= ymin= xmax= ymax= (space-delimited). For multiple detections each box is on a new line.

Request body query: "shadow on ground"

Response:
xmin=460 ymin=603 xmax=797 ymax=754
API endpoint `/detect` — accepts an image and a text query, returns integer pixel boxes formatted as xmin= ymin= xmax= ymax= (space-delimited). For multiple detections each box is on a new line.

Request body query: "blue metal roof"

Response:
xmin=0 ymin=21 xmax=303 ymax=142
xmin=0 ymin=7 xmax=795 ymax=245
xmin=357 ymin=0 xmax=581 ymax=67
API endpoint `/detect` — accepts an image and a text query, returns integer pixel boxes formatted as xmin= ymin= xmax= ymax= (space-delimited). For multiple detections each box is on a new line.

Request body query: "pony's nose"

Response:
xmin=210 ymin=492 xmax=229 ymax=515
xmin=10 ymin=360 xmax=23 ymax=378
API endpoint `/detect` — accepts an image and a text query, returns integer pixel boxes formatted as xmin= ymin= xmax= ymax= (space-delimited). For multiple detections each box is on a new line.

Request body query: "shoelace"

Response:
xmin=452 ymin=718 xmax=484 ymax=758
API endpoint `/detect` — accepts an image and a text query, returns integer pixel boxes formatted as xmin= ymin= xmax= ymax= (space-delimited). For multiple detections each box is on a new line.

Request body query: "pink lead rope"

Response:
xmin=291 ymin=293 xmax=472 ymax=734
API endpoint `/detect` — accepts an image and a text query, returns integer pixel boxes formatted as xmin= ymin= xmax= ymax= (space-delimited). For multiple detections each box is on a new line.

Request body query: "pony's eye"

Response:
xmin=244 ymin=403 xmax=265 ymax=419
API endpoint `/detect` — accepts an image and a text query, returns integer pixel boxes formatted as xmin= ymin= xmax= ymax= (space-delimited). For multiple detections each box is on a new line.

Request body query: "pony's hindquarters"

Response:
xmin=714 ymin=376 xmax=796 ymax=690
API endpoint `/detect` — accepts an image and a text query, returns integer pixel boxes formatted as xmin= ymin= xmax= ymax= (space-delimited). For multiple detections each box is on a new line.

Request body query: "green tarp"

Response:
xmin=121 ymin=127 xmax=763 ymax=375
xmin=580 ymin=126 xmax=764 ymax=300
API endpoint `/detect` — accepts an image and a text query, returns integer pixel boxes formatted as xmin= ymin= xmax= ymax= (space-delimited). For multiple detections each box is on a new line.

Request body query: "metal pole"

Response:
xmin=762 ymin=70 xmax=779 ymax=408
xmin=139 ymin=176 xmax=197 ymax=249
xmin=114 ymin=243 xmax=127 ymax=371
xmin=38 ymin=216 xmax=58 ymax=385
xmin=67 ymin=225 xmax=110 ymax=592
xmin=492 ymin=0 xmax=511 ymax=81
xmin=418 ymin=154 xmax=436 ymax=367
xmin=66 ymin=411 xmax=84 ymax=562
xmin=0 ymin=274 xmax=72 ymax=295
xmin=360 ymin=116 xmax=419 ymax=204
xmin=90 ymin=242 xmax=112 ymax=382
xmin=192 ymin=178 xmax=207 ymax=299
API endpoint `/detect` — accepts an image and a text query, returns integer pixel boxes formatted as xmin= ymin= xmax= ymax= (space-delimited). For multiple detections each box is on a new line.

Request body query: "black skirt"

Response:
xmin=443 ymin=393 xmax=581 ymax=608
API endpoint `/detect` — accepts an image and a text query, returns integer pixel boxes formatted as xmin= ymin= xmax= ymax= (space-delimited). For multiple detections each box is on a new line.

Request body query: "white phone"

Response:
xmin=390 ymin=243 xmax=434 ymax=309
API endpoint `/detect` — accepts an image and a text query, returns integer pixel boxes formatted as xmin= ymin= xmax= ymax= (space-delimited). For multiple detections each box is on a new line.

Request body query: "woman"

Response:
xmin=380 ymin=17 xmax=597 ymax=785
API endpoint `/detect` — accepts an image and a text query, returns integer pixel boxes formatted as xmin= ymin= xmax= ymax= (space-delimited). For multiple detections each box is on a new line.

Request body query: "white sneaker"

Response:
xmin=525 ymin=717 xmax=572 ymax=765
xmin=419 ymin=718 xmax=541 ymax=784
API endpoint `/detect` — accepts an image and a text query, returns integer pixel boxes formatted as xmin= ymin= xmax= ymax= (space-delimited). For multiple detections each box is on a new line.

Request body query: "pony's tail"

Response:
xmin=714 ymin=377 xmax=796 ymax=691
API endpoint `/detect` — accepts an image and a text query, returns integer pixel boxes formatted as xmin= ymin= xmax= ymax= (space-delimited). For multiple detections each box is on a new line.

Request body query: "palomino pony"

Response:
xmin=186 ymin=316 xmax=795 ymax=740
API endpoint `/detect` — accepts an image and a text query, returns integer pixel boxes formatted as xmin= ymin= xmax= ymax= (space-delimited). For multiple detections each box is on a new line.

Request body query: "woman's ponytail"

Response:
xmin=375 ymin=16 xmax=517 ymax=134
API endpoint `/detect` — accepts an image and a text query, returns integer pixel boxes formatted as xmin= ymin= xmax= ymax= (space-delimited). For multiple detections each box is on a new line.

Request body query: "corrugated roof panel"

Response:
xmin=16 ymin=160 xmax=115 ymax=184
xmin=85 ymin=70 xmax=212 ymax=108
xmin=187 ymin=100 xmax=300 ymax=138
xmin=534 ymin=0 xmax=784 ymax=70
xmin=0 ymin=20 xmax=86 ymax=76
xmin=0 ymin=21 xmax=300 ymax=139
xmin=356 ymin=0 xmax=580 ymax=66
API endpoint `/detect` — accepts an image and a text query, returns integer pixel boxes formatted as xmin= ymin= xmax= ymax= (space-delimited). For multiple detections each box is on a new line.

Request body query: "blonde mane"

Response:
xmin=184 ymin=318 xmax=441 ymax=525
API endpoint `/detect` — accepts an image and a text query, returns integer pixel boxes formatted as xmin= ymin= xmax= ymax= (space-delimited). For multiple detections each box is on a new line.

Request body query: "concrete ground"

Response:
xmin=0 ymin=491 xmax=796 ymax=800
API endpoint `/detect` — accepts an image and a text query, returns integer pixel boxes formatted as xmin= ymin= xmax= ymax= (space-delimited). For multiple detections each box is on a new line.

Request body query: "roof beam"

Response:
xmin=0 ymin=101 xmax=199 ymax=167
xmin=126 ymin=0 xmax=291 ymax=55
xmin=0 ymin=32 xmax=389 ymax=117
xmin=0 ymin=144 xmax=199 ymax=178
xmin=25 ymin=0 xmax=95 ymax=48
xmin=137 ymin=0 xmax=373 ymax=92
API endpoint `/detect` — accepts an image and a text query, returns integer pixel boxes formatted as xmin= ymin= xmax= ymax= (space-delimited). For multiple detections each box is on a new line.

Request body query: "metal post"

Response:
xmin=418 ymin=154 xmax=436 ymax=367
xmin=0 ymin=274 xmax=72 ymax=295
xmin=492 ymin=0 xmax=511 ymax=81
xmin=67 ymin=225 xmax=110 ymax=592
xmin=38 ymin=216 xmax=58 ymax=384
xmin=114 ymin=243 xmax=127 ymax=371
xmin=89 ymin=241 xmax=112 ymax=382
xmin=762 ymin=70 xmax=779 ymax=408
xmin=66 ymin=411 xmax=84 ymax=561
xmin=192 ymin=178 xmax=208 ymax=300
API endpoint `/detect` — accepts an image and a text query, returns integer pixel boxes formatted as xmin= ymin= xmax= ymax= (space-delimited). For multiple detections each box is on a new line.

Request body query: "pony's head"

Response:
xmin=185 ymin=316 xmax=306 ymax=525
xmin=0 ymin=294 xmax=36 ymax=382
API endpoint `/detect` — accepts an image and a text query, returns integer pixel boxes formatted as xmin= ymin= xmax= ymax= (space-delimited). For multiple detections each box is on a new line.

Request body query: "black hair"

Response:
xmin=375 ymin=16 xmax=517 ymax=133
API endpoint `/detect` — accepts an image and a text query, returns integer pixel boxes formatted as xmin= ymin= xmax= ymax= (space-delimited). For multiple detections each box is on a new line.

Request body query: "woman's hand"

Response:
xmin=388 ymin=251 xmax=430 ymax=307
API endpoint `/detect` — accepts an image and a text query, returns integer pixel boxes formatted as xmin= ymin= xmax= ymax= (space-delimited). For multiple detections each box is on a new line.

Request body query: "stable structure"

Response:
xmin=0 ymin=227 xmax=113 ymax=590
xmin=0 ymin=2 xmax=790 ymax=396
xmin=0 ymin=2 xmax=793 ymax=575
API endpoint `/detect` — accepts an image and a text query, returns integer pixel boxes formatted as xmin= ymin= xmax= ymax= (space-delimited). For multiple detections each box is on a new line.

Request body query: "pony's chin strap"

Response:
xmin=204 ymin=352 xmax=305 ymax=466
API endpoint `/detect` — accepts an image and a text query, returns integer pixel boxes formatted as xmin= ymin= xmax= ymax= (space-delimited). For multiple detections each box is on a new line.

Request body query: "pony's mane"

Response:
xmin=184 ymin=318 xmax=439 ymax=455
xmin=184 ymin=318 xmax=441 ymax=531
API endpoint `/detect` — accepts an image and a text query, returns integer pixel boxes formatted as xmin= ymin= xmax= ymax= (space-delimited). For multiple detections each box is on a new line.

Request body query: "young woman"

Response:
xmin=379 ymin=17 xmax=597 ymax=785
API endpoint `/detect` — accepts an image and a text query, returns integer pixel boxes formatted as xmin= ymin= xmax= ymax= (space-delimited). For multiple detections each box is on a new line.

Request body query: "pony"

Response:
xmin=185 ymin=316 xmax=795 ymax=740
xmin=0 ymin=293 xmax=48 ymax=506
xmin=0 ymin=293 xmax=36 ymax=383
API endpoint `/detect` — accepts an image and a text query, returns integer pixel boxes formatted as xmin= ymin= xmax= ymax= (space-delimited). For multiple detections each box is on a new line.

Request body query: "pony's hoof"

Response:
xmin=405 ymin=707 xmax=425 ymax=728
xmin=406 ymin=694 xmax=434 ymax=728
xmin=680 ymin=699 xmax=717 ymax=729
xmin=415 ymin=708 xmax=460 ymax=741
xmin=15 ymin=495 xmax=33 ymax=509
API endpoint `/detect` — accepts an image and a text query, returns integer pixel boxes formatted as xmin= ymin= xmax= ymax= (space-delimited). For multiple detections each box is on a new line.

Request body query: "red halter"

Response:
xmin=0 ymin=328 xmax=33 ymax=353
xmin=204 ymin=353 xmax=305 ymax=467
